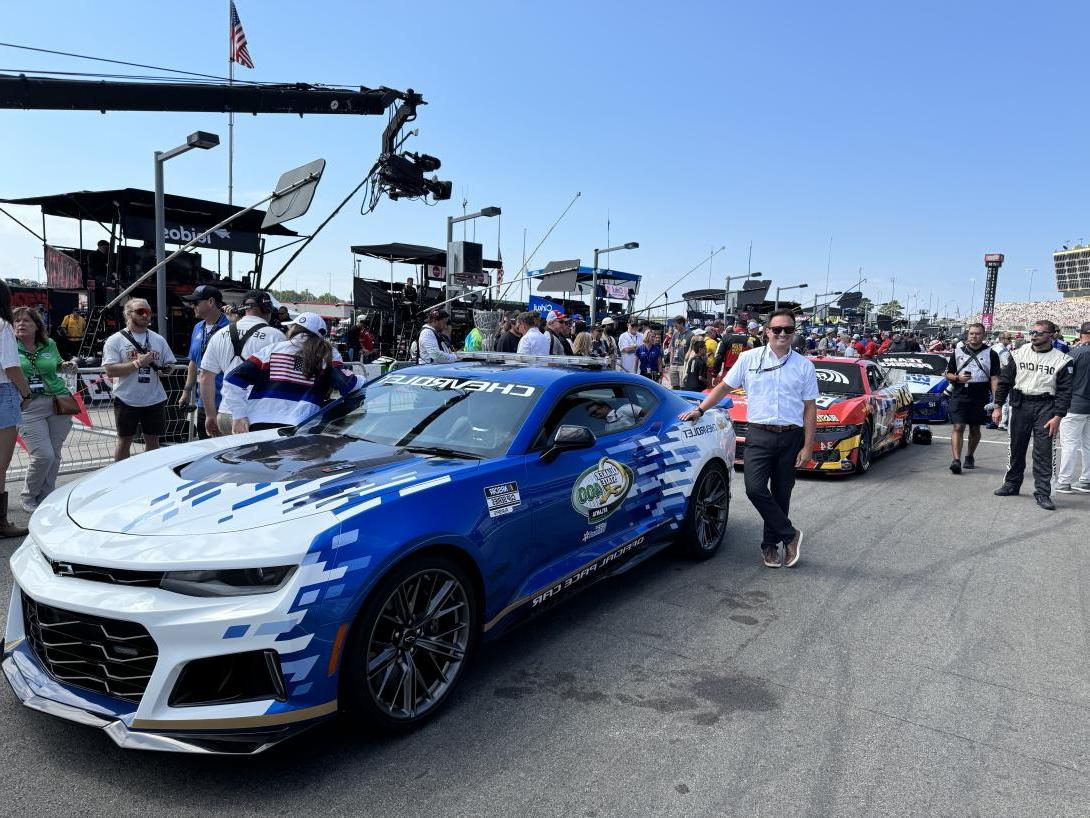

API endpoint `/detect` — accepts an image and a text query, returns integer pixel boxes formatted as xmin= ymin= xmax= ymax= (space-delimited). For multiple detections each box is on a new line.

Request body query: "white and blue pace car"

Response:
xmin=876 ymin=352 xmax=951 ymax=423
xmin=4 ymin=354 xmax=735 ymax=754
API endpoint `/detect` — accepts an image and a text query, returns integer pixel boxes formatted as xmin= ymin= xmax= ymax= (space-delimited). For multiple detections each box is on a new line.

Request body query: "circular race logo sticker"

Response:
xmin=571 ymin=457 xmax=634 ymax=522
xmin=815 ymin=368 xmax=850 ymax=385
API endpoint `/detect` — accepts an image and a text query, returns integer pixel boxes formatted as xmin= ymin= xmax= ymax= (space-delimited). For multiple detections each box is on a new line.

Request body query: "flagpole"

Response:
xmin=227 ymin=2 xmax=235 ymax=281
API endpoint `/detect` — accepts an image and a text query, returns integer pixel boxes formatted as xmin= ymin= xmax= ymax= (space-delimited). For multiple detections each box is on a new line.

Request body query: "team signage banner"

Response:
xmin=528 ymin=294 xmax=564 ymax=316
xmin=604 ymin=284 xmax=630 ymax=300
xmin=121 ymin=215 xmax=261 ymax=254
xmin=44 ymin=245 xmax=83 ymax=289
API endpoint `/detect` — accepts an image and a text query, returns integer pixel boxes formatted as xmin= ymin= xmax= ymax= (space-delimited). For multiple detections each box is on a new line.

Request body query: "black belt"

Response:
xmin=1017 ymin=392 xmax=1054 ymax=401
xmin=749 ymin=423 xmax=802 ymax=433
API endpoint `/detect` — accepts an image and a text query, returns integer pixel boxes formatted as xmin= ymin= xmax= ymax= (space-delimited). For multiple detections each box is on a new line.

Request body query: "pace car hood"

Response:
xmin=728 ymin=390 xmax=864 ymax=425
xmin=67 ymin=432 xmax=476 ymax=536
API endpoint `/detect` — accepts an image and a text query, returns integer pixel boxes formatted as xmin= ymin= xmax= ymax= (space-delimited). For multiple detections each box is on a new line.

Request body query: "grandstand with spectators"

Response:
xmin=972 ymin=298 xmax=1089 ymax=333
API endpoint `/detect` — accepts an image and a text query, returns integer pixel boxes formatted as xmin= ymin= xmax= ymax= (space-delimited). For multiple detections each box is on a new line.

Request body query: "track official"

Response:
xmin=993 ymin=320 xmax=1074 ymax=510
xmin=681 ymin=308 xmax=816 ymax=568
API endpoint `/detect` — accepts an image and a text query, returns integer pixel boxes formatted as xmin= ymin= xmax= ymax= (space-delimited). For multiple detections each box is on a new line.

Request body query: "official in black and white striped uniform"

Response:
xmin=992 ymin=320 xmax=1074 ymax=511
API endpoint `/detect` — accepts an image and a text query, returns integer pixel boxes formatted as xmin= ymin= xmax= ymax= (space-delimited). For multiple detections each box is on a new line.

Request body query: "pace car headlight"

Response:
xmin=159 ymin=566 xmax=297 ymax=597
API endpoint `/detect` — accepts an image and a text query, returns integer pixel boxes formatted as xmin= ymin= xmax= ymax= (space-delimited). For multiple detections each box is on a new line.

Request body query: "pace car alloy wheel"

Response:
xmin=678 ymin=463 xmax=730 ymax=560
xmin=854 ymin=421 xmax=873 ymax=475
xmin=344 ymin=556 xmax=478 ymax=731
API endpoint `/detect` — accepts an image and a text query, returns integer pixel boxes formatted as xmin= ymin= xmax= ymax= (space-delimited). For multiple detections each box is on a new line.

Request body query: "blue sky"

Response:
xmin=2 ymin=0 xmax=1087 ymax=317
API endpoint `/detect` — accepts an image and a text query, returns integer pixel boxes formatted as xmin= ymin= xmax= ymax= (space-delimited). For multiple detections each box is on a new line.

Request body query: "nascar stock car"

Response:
xmin=728 ymin=356 xmax=914 ymax=474
xmin=3 ymin=353 xmax=735 ymax=754
xmin=876 ymin=352 xmax=952 ymax=423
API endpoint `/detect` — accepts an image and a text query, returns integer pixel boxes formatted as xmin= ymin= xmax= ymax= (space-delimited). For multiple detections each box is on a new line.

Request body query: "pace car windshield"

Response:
xmin=814 ymin=363 xmax=867 ymax=395
xmin=299 ymin=373 xmax=541 ymax=459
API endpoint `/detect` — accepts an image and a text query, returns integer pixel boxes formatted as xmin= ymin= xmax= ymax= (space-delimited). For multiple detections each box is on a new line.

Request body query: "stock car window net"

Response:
xmin=305 ymin=378 xmax=539 ymax=459
xmin=814 ymin=363 xmax=867 ymax=395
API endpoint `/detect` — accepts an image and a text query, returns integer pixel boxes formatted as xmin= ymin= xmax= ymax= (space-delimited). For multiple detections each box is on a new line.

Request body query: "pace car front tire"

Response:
xmin=342 ymin=555 xmax=479 ymax=732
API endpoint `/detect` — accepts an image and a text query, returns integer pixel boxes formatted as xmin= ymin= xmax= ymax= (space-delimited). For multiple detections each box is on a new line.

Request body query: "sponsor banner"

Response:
xmin=981 ymin=312 xmax=994 ymax=330
xmin=484 ymin=482 xmax=521 ymax=518
xmin=45 ymin=245 xmax=82 ymax=289
xmin=121 ymin=215 xmax=260 ymax=254
xmin=604 ymin=283 xmax=630 ymax=300
xmin=528 ymin=294 xmax=564 ymax=317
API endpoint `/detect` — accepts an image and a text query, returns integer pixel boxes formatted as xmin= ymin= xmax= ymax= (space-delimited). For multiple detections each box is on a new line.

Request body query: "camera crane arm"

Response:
xmin=0 ymin=73 xmax=411 ymax=116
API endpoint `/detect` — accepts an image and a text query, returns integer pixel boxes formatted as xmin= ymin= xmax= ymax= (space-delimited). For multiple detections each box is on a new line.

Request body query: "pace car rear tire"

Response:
xmin=677 ymin=462 xmax=730 ymax=560
xmin=342 ymin=555 xmax=479 ymax=732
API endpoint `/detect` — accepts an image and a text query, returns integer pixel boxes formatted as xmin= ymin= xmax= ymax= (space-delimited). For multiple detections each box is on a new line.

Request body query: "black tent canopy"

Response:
xmin=2 ymin=188 xmax=298 ymax=239
xmin=351 ymin=242 xmax=501 ymax=269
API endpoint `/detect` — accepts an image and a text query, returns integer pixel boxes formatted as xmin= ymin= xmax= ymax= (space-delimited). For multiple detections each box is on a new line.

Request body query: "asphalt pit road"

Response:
xmin=614 ymin=692 xmax=699 ymax=713
xmin=729 ymin=614 xmax=760 ymax=625
xmin=691 ymin=674 xmax=780 ymax=714
xmin=493 ymin=686 xmax=535 ymax=700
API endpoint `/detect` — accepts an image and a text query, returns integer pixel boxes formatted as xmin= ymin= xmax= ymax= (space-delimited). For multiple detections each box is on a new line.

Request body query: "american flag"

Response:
xmin=230 ymin=2 xmax=255 ymax=69
xmin=496 ymin=248 xmax=504 ymax=286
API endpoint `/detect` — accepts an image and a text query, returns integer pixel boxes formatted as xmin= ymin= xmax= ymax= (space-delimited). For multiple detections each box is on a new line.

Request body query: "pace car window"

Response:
xmin=813 ymin=362 xmax=867 ymax=396
xmin=534 ymin=384 xmax=646 ymax=447
xmin=299 ymin=375 xmax=540 ymax=459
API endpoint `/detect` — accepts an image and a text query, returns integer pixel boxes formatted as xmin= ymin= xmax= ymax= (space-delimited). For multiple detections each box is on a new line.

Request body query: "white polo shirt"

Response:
xmin=517 ymin=327 xmax=551 ymax=356
xmin=200 ymin=315 xmax=286 ymax=377
xmin=724 ymin=346 xmax=819 ymax=427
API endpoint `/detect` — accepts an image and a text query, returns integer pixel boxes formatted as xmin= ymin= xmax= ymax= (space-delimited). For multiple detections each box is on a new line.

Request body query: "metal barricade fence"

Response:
xmin=6 ymin=362 xmax=386 ymax=483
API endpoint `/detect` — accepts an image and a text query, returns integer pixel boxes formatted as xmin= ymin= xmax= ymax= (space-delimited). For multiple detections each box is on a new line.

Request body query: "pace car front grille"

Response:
xmin=48 ymin=558 xmax=163 ymax=587
xmin=21 ymin=593 xmax=159 ymax=703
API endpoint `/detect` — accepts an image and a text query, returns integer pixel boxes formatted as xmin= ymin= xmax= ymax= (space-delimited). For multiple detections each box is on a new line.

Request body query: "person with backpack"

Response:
xmin=198 ymin=290 xmax=285 ymax=437
xmin=178 ymin=285 xmax=230 ymax=439
xmin=223 ymin=312 xmax=360 ymax=432
xmin=101 ymin=298 xmax=177 ymax=460
xmin=945 ymin=322 xmax=1001 ymax=474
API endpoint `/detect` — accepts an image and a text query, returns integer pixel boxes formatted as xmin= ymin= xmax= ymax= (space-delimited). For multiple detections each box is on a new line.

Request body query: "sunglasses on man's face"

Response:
xmin=1029 ymin=329 xmax=1052 ymax=337
xmin=767 ymin=325 xmax=795 ymax=335
xmin=131 ymin=308 xmax=152 ymax=317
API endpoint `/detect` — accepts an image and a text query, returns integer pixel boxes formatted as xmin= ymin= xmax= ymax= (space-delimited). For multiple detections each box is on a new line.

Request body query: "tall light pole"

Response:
xmin=446 ymin=206 xmax=500 ymax=302
xmin=774 ymin=283 xmax=808 ymax=311
xmin=591 ymin=241 xmax=639 ymax=325
xmin=723 ymin=271 xmax=762 ymax=320
xmin=1026 ymin=267 xmax=1036 ymax=301
xmin=154 ymin=130 xmax=219 ymax=340
xmin=969 ymin=277 xmax=976 ymax=319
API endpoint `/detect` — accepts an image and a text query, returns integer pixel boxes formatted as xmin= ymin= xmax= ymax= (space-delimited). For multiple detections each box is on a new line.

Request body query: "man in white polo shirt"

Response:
xmin=681 ymin=308 xmax=818 ymax=568
xmin=618 ymin=317 xmax=643 ymax=374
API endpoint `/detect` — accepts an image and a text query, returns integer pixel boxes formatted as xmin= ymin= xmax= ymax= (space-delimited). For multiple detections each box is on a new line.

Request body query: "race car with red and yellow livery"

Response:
xmin=728 ymin=356 xmax=914 ymax=474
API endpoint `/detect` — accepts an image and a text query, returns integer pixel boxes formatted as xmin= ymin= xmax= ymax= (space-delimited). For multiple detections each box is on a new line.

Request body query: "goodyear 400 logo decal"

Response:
xmin=571 ymin=457 xmax=633 ymax=522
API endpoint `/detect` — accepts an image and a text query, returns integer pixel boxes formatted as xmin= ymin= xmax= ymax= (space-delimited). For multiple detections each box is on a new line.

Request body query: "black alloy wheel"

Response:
xmin=343 ymin=556 xmax=477 ymax=731
xmin=854 ymin=421 xmax=873 ymax=474
xmin=678 ymin=463 xmax=731 ymax=559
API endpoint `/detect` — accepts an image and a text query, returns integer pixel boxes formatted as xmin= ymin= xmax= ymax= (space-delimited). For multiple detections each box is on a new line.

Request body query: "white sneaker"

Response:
xmin=1074 ymin=482 xmax=1090 ymax=494
xmin=20 ymin=499 xmax=37 ymax=513
xmin=1056 ymin=483 xmax=1074 ymax=494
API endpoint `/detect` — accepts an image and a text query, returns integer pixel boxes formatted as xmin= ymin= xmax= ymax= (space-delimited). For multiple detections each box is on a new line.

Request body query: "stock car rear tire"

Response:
xmin=677 ymin=462 xmax=731 ymax=560
xmin=342 ymin=555 xmax=479 ymax=733
xmin=899 ymin=415 xmax=911 ymax=448
xmin=853 ymin=421 xmax=874 ymax=475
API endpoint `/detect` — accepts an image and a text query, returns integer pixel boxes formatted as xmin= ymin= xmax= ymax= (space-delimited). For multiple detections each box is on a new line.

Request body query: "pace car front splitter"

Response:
xmin=3 ymin=649 xmax=331 ymax=755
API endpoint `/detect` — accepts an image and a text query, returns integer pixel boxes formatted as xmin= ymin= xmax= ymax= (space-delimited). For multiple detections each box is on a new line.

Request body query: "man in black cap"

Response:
xmin=179 ymin=285 xmax=230 ymax=439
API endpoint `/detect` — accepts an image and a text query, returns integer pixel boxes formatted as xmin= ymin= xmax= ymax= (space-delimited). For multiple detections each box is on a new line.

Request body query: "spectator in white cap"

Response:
xmin=747 ymin=320 xmax=763 ymax=348
xmin=222 ymin=312 xmax=360 ymax=432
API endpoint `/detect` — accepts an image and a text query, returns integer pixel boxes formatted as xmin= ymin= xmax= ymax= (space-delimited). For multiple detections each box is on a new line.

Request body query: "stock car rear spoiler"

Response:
xmin=676 ymin=390 xmax=733 ymax=408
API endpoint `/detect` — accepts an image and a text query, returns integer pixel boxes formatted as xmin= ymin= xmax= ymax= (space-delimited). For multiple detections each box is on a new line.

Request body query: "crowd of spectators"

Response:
xmin=973 ymin=299 xmax=1090 ymax=333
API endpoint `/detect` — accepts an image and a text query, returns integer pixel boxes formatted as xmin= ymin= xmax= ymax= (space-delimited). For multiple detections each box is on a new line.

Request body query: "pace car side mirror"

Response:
xmin=540 ymin=424 xmax=596 ymax=463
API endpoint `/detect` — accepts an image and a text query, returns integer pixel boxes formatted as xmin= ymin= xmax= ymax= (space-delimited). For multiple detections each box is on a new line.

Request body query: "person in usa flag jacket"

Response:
xmin=223 ymin=312 xmax=361 ymax=433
